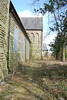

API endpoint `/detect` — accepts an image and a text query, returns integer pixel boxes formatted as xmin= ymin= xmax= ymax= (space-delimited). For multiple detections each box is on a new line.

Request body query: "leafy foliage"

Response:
xmin=34 ymin=0 xmax=67 ymax=61
xmin=34 ymin=0 xmax=67 ymax=32
xmin=49 ymin=34 xmax=66 ymax=59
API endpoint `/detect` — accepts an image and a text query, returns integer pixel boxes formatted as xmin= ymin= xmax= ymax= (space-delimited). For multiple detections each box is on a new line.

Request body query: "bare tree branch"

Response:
xmin=53 ymin=11 xmax=60 ymax=34
xmin=43 ymin=30 xmax=51 ymax=40
xmin=58 ymin=6 xmax=63 ymax=32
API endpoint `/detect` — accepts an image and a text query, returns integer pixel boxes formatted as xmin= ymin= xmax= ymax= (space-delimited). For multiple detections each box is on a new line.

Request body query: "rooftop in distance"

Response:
xmin=20 ymin=17 xmax=43 ymax=30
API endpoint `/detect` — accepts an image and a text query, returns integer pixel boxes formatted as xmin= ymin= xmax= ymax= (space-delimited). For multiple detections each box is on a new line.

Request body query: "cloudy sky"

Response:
xmin=11 ymin=0 xmax=57 ymax=51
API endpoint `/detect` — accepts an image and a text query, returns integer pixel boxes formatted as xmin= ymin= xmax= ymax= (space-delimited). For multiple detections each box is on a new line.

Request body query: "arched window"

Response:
xmin=36 ymin=33 xmax=39 ymax=42
xmin=13 ymin=26 xmax=18 ymax=52
xmin=30 ymin=33 xmax=34 ymax=42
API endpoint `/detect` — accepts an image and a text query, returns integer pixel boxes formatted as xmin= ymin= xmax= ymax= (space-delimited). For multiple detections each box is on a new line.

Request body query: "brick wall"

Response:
xmin=0 ymin=0 xmax=10 ymax=81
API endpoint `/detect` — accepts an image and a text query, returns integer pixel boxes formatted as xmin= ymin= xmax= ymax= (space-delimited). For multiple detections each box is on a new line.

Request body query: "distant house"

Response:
xmin=20 ymin=17 xmax=43 ymax=60
xmin=42 ymin=43 xmax=48 ymax=58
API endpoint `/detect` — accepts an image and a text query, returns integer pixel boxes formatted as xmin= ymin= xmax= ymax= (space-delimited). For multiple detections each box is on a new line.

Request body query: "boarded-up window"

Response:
xmin=26 ymin=41 xmax=28 ymax=55
xmin=22 ymin=36 xmax=25 ymax=53
xmin=13 ymin=26 xmax=18 ymax=52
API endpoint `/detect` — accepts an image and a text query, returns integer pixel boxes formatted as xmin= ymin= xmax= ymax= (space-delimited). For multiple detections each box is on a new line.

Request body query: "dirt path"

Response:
xmin=0 ymin=59 xmax=67 ymax=100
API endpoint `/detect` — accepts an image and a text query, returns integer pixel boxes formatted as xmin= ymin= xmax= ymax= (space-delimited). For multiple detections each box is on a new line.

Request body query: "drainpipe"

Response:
xmin=7 ymin=11 xmax=11 ymax=73
xmin=41 ymin=16 xmax=43 ymax=60
xmin=25 ymin=38 xmax=27 ymax=61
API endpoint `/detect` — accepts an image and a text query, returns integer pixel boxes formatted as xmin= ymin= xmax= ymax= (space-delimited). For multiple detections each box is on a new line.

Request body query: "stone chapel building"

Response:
xmin=21 ymin=17 xmax=43 ymax=60
xmin=0 ymin=0 xmax=43 ymax=81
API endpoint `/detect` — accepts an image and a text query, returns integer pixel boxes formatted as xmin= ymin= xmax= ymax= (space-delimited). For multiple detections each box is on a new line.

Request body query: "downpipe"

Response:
xmin=7 ymin=11 xmax=11 ymax=73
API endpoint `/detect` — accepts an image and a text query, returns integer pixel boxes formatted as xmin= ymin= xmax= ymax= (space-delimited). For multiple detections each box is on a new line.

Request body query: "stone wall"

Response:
xmin=0 ymin=0 xmax=10 ymax=81
xmin=0 ymin=0 xmax=30 ymax=80
xmin=9 ymin=14 xmax=30 ymax=71
xmin=27 ymin=30 xmax=43 ymax=60
xmin=0 ymin=0 xmax=43 ymax=81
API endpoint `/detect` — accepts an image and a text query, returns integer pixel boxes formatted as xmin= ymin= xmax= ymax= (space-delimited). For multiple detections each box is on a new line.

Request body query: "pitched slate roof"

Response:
xmin=20 ymin=17 xmax=43 ymax=30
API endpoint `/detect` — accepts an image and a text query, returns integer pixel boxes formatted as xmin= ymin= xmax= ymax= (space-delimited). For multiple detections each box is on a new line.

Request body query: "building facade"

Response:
xmin=0 ymin=0 xmax=10 ymax=80
xmin=0 ymin=1 xmax=31 ymax=81
xmin=9 ymin=2 xmax=31 ymax=71
xmin=21 ymin=17 xmax=43 ymax=60
xmin=0 ymin=0 xmax=43 ymax=81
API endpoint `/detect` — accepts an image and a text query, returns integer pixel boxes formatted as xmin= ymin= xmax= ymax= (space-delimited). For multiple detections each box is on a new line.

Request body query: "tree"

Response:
xmin=34 ymin=0 xmax=67 ymax=61
xmin=49 ymin=34 xmax=65 ymax=60
xmin=34 ymin=0 xmax=67 ymax=32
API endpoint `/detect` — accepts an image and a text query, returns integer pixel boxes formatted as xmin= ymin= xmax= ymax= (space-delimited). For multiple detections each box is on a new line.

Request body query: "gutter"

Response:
xmin=41 ymin=16 xmax=43 ymax=60
xmin=7 ymin=11 xmax=11 ymax=73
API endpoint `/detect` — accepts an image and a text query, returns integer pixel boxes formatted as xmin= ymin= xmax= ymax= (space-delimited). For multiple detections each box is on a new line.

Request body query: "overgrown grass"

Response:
xmin=0 ymin=59 xmax=67 ymax=100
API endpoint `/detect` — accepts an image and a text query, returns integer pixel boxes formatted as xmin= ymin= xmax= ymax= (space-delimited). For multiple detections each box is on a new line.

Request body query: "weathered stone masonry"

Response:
xmin=21 ymin=17 xmax=43 ymax=60
xmin=0 ymin=0 xmax=43 ymax=81
xmin=9 ymin=2 xmax=30 ymax=71
xmin=0 ymin=0 xmax=10 ymax=80
xmin=0 ymin=1 xmax=31 ymax=81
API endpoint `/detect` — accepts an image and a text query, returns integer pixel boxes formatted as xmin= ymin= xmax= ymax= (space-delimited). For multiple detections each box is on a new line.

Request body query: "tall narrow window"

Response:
xmin=26 ymin=40 xmax=28 ymax=58
xmin=22 ymin=36 xmax=25 ymax=53
xmin=30 ymin=33 xmax=34 ymax=42
xmin=36 ymin=33 xmax=39 ymax=42
xmin=26 ymin=41 xmax=28 ymax=54
xmin=13 ymin=26 xmax=18 ymax=52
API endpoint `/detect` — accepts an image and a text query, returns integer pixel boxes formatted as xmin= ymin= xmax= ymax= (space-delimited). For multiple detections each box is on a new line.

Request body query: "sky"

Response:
xmin=11 ymin=0 xmax=57 ymax=51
